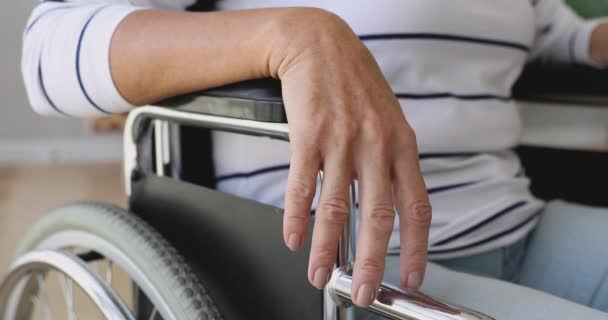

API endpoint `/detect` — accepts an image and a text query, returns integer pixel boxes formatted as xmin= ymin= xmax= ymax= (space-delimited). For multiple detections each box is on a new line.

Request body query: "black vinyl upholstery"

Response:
xmin=200 ymin=78 xmax=283 ymax=102
xmin=513 ymin=62 xmax=608 ymax=106
xmin=516 ymin=146 xmax=608 ymax=206
xmin=158 ymin=79 xmax=286 ymax=123
xmin=514 ymin=63 xmax=608 ymax=205
xmin=129 ymin=175 xmax=322 ymax=320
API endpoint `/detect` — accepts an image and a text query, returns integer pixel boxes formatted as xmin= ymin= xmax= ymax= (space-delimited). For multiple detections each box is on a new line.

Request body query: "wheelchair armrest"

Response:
xmin=513 ymin=62 xmax=608 ymax=106
xmin=156 ymin=78 xmax=287 ymax=123
xmin=158 ymin=64 xmax=608 ymax=117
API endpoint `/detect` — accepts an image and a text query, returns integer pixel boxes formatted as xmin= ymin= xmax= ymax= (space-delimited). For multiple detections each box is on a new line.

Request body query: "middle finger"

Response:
xmin=352 ymin=151 xmax=395 ymax=307
xmin=308 ymin=150 xmax=353 ymax=289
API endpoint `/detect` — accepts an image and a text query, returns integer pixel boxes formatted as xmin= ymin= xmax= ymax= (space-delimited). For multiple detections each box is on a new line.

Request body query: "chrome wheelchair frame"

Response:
xmin=122 ymin=87 xmax=493 ymax=320
xmin=0 ymin=84 xmax=492 ymax=320
xmin=6 ymin=59 xmax=608 ymax=318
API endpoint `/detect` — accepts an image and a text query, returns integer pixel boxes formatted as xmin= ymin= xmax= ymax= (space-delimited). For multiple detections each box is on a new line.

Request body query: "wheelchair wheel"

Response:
xmin=0 ymin=202 xmax=222 ymax=320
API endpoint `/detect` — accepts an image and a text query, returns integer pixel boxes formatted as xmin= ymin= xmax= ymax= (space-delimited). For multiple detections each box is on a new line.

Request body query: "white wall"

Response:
xmin=0 ymin=1 xmax=121 ymax=165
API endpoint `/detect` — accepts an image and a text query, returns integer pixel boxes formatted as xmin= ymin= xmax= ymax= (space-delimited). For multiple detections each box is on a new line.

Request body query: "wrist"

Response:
xmin=266 ymin=8 xmax=362 ymax=79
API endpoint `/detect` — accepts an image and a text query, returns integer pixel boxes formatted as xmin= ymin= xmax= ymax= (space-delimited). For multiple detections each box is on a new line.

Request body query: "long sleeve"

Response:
xmin=529 ymin=0 xmax=607 ymax=67
xmin=22 ymin=0 xmax=197 ymax=117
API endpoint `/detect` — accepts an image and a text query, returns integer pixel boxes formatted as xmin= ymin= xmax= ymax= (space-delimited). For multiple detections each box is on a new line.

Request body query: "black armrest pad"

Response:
xmin=513 ymin=63 xmax=608 ymax=106
xmin=202 ymin=78 xmax=283 ymax=101
xmin=156 ymin=78 xmax=287 ymax=123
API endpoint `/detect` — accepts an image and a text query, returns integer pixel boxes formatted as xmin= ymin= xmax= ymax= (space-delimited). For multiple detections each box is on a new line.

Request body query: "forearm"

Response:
xmin=22 ymin=2 xmax=349 ymax=116
xmin=589 ymin=22 xmax=608 ymax=66
xmin=110 ymin=8 xmax=328 ymax=105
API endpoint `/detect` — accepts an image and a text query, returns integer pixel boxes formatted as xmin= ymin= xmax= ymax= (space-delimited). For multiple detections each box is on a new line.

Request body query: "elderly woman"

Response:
xmin=22 ymin=0 xmax=608 ymax=318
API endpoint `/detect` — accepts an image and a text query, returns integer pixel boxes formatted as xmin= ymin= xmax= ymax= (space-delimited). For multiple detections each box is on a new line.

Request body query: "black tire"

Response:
xmin=14 ymin=202 xmax=223 ymax=320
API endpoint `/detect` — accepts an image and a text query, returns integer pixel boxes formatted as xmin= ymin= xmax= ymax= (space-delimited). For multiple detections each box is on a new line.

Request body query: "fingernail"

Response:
xmin=287 ymin=233 xmax=301 ymax=251
xmin=407 ymin=272 xmax=422 ymax=289
xmin=356 ymin=284 xmax=376 ymax=306
xmin=313 ymin=267 xmax=330 ymax=289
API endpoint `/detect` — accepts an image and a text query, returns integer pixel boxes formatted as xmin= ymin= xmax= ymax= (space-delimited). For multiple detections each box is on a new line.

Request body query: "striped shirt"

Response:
xmin=22 ymin=0 xmax=606 ymax=259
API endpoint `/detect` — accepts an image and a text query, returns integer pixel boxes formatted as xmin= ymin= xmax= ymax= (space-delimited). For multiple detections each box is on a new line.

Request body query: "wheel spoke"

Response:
xmin=30 ymin=295 xmax=47 ymax=320
xmin=148 ymin=307 xmax=158 ymax=320
xmin=33 ymin=273 xmax=53 ymax=320
xmin=93 ymin=260 xmax=99 ymax=273
xmin=106 ymin=260 xmax=113 ymax=287
xmin=29 ymin=295 xmax=38 ymax=308
xmin=60 ymin=274 xmax=76 ymax=320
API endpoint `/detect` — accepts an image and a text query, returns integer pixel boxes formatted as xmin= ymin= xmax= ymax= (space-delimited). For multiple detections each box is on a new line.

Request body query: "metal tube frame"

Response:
xmin=123 ymin=105 xmax=494 ymax=320
xmin=0 ymin=250 xmax=134 ymax=320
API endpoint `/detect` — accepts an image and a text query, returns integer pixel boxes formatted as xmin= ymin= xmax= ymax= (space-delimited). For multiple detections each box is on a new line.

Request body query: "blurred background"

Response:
xmin=1 ymin=0 xmax=608 ymax=272
xmin=0 ymin=1 xmax=125 ymax=271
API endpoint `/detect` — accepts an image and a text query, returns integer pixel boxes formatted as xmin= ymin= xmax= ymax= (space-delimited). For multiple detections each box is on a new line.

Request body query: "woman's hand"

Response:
xmin=274 ymin=10 xmax=432 ymax=307
xmin=110 ymin=7 xmax=431 ymax=307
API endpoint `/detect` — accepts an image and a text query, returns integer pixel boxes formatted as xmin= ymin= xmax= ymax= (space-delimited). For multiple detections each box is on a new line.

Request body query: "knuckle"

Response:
xmin=363 ymin=118 xmax=388 ymax=141
xmin=403 ymin=126 xmax=418 ymax=145
xmin=287 ymin=179 xmax=315 ymax=202
xmin=311 ymin=245 xmax=336 ymax=262
xmin=285 ymin=213 xmax=308 ymax=224
xmin=318 ymin=197 xmax=351 ymax=224
xmin=292 ymin=124 xmax=324 ymax=145
xmin=356 ymin=257 xmax=385 ymax=275
xmin=392 ymin=128 xmax=416 ymax=152
xmin=395 ymin=128 xmax=417 ymax=151
xmin=369 ymin=135 xmax=389 ymax=153
xmin=406 ymin=201 xmax=432 ymax=225
xmin=364 ymin=131 xmax=393 ymax=158
xmin=307 ymin=128 xmax=325 ymax=144
xmin=327 ymin=115 xmax=358 ymax=138
xmin=366 ymin=204 xmax=396 ymax=230
xmin=336 ymin=123 xmax=358 ymax=144
xmin=292 ymin=137 xmax=320 ymax=156
xmin=328 ymin=133 xmax=356 ymax=154
xmin=402 ymin=246 xmax=428 ymax=261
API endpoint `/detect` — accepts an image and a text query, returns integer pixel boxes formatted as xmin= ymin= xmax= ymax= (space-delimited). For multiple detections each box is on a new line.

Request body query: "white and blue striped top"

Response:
xmin=22 ymin=0 xmax=605 ymax=259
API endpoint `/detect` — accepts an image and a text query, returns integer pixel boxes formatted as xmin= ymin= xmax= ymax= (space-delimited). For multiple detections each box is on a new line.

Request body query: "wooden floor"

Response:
xmin=0 ymin=164 xmax=126 ymax=269
xmin=0 ymin=164 xmax=128 ymax=318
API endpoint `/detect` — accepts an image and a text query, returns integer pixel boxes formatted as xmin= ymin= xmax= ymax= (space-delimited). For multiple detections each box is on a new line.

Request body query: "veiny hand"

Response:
xmin=110 ymin=5 xmax=430 ymax=308
xmin=272 ymin=9 xmax=432 ymax=307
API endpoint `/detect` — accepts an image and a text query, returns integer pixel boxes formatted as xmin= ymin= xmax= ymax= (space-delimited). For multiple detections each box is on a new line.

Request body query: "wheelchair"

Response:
xmin=1 ymin=60 xmax=607 ymax=319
